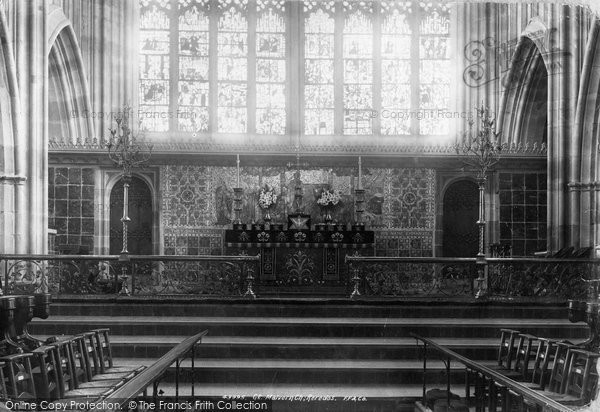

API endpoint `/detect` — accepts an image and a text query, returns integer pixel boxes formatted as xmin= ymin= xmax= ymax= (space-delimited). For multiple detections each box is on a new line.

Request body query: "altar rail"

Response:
xmin=0 ymin=254 xmax=260 ymax=297
xmin=0 ymin=254 xmax=597 ymax=299
xmin=98 ymin=330 xmax=208 ymax=411
xmin=411 ymin=333 xmax=573 ymax=412
xmin=344 ymin=256 xmax=599 ymax=300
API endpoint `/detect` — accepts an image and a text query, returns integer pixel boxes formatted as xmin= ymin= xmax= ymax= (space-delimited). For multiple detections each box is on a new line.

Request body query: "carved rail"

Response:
xmin=345 ymin=256 xmax=598 ymax=300
xmin=98 ymin=330 xmax=209 ymax=411
xmin=0 ymin=254 xmax=260 ymax=297
xmin=410 ymin=333 xmax=573 ymax=412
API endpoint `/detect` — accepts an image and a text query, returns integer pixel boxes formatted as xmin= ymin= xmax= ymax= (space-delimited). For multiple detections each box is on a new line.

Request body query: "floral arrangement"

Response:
xmin=316 ymin=188 xmax=342 ymax=207
xmin=258 ymin=185 xmax=278 ymax=209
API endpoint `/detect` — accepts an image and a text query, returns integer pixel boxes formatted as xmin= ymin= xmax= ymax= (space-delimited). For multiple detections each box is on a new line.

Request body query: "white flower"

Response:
xmin=317 ymin=189 xmax=341 ymax=207
xmin=258 ymin=186 xmax=277 ymax=209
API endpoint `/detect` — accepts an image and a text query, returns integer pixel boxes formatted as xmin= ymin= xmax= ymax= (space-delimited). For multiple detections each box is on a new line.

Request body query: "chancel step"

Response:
xmin=28 ymin=299 xmax=589 ymax=410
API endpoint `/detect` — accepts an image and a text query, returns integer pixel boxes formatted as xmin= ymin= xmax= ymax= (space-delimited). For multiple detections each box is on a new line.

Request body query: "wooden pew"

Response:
xmin=0 ymin=295 xmax=146 ymax=402
xmin=411 ymin=332 xmax=578 ymax=412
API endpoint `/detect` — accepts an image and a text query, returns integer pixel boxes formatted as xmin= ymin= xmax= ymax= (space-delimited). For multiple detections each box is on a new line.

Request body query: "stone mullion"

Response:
xmin=410 ymin=5 xmax=420 ymax=136
xmin=128 ymin=0 xmax=140 ymax=137
xmin=372 ymin=2 xmax=381 ymax=137
xmin=168 ymin=0 xmax=179 ymax=132
xmin=288 ymin=0 xmax=300 ymax=141
xmin=247 ymin=1 xmax=257 ymax=134
xmin=334 ymin=0 xmax=343 ymax=136
xmin=209 ymin=0 xmax=219 ymax=135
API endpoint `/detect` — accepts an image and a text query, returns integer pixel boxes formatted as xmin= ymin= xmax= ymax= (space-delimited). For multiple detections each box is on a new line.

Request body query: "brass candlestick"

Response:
xmin=354 ymin=189 xmax=365 ymax=229
xmin=233 ymin=187 xmax=244 ymax=228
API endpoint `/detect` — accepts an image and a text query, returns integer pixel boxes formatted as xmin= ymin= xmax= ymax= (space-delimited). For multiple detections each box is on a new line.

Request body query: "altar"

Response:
xmin=225 ymin=156 xmax=374 ymax=294
xmin=224 ymin=223 xmax=374 ymax=294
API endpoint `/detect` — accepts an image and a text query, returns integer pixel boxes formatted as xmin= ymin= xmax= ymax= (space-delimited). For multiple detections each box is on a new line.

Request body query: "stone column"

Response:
xmin=0 ymin=2 xmax=23 ymax=254
xmin=547 ymin=5 xmax=575 ymax=252
xmin=14 ymin=0 xmax=49 ymax=253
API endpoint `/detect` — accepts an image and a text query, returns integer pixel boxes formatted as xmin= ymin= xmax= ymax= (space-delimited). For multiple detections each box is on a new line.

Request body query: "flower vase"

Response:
xmin=323 ymin=208 xmax=333 ymax=224
xmin=263 ymin=209 xmax=272 ymax=224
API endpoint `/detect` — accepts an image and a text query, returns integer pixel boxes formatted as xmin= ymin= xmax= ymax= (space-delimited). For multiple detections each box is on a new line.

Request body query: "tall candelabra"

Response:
xmin=106 ymin=106 xmax=152 ymax=256
xmin=455 ymin=104 xmax=502 ymax=298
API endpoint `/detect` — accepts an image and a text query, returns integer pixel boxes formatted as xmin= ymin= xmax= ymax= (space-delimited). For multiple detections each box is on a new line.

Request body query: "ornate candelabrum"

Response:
xmin=233 ymin=155 xmax=244 ymax=229
xmin=354 ymin=189 xmax=365 ymax=228
xmin=354 ymin=156 xmax=365 ymax=230
xmin=455 ymin=104 xmax=502 ymax=298
xmin=233 ymin=188 xmax=244 ymax=228
xmin=106 ymin=106 xmax=152 ymax=294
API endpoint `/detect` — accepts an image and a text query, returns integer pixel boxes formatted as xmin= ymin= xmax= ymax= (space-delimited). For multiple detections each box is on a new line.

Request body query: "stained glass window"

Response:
xmin=217 ymin=0 xmax=248 ymax=133
xmin=304 ymin=1 xmax=335 ymax=135
xmin=138 ymin=0 xmax=452 ymax=138
xmin=419 ymin=1 xmax=451 ymax=135
xmin=178 ymin=0 xmax=210 ymax=132
xmin=381 ymin=1 xmax=412 ymax=135
xmin=343 ymin=1 xmax=373 ymax=135
xmin=139 ymin=0 xmax=171 ymax=132
xmin=256 ymin=0 xmax=286 ymax=134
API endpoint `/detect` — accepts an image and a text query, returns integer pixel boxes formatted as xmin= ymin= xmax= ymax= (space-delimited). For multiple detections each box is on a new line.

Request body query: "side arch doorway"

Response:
xmin=442 ymin=180 xmax=479 ymax=257
xmin=109 ymin=176 xmax=153 ymax=255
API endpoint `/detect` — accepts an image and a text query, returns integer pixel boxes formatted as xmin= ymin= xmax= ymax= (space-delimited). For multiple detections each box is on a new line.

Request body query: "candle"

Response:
xmin=358 ymin=156 xmax=362 ymax=189
xmin=236 ymin=154 xmax=240 ymax=187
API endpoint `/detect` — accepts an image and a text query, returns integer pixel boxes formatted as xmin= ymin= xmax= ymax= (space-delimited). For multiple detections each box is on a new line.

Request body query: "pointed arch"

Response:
xmin=572 ymin=18 xmax=600 ymax=248
xmin=497 ymin=35 xmax=548 ymax=147
xmin=46 ymin=6 xmax=94 ymax=145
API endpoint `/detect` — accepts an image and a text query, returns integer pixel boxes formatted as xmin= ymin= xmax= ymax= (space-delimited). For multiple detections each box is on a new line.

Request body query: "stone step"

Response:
xmin=142 ymin=383 xmax=463 ymax=412
xmin=153 ymin=382 xmax=443 ymax=398
xmin=102 ymin=336 xmax=501 ymax=359
xmin=48 ymin=299 xmax=570 ymax=319
xmin=30 ymin=316 xmax=587 ymax=339
xmin=114 ymin=358 xmax=473 ymax=385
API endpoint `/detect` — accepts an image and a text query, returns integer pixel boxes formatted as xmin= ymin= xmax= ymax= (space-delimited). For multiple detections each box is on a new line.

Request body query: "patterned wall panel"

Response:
xmin=161 ymin=165 xmax=215 ymax=227
xmin=48 ymin=167 xmax=95 ymax=252
xmin=159 ymin=165 xmax=436 ymax=256
xmin=375 ymin=230 xmax=433 ymax=257
xmin=499 ymin=172 xmax=547 ymax=256
xmin=163 ymin=228 xmax=223 ymax=256
xmin=384 ymin=168 xmax=435 ymax=229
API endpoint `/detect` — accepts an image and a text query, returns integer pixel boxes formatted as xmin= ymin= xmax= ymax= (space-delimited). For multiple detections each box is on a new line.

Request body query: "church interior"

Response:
xmin=1 ymin=0 xmax=600 ymax=410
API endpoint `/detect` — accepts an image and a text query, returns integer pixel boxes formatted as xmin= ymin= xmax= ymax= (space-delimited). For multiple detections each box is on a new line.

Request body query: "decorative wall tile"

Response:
xmin=163 ymin=228 xmax=223 ymax=256
xmin=159 ymin=165 xmax=436 ymax=256
xmin=499 ymin=172 xmax=547 ymax=256
xmin=48 ymin=166 xmax=95 ymax=252
xmin=384 ymin=168 xmax=435 ymax=229
xmin=375 ymin=230 xmax=433 ymax=257
xmin=161 ymin=165 xmax=214 ymax=227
